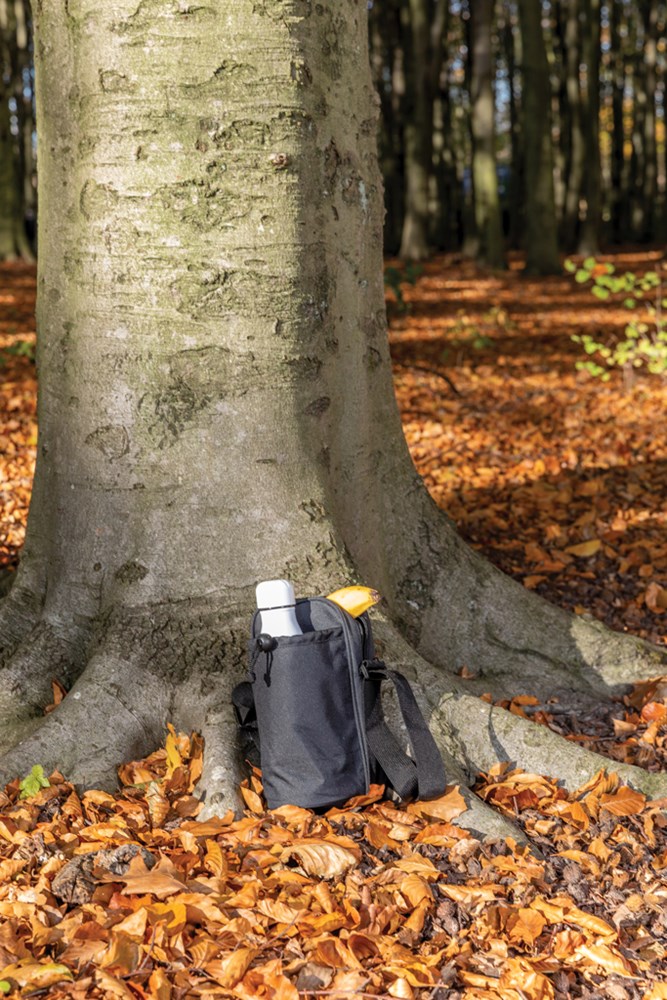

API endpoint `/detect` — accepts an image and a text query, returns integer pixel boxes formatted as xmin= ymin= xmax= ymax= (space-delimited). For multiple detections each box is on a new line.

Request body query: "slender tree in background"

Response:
xmin=609 ymin=0 xmax=627 ymax=243
xmin=578 ymin=0 xmax=602 ymax=254
xmin=398 ymin=0 xmax=448 ymax=260
xmin=0 ymin=0 xmax=33 ymax=260
xmin=561 ymin=0 xmax=586 ymax=249
xmin=469 ymin=0 xmax=505 ymax=267
xmin=370 ymin=0 xmax=405 ymax=253
xmin=1 ymin=0 xmax=667 ymax=837
xmin=516 ymin=0 xmax=560 ymax=274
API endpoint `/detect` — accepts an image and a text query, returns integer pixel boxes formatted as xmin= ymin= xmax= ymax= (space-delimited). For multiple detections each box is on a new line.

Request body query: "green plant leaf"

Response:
xmin=0 ymin=981 xmax=10 ymax=995
xmin=564 ymin=259 xmax=577 ymax=273
xmin=575 ymin=270 xmax=590 ymax=284
xmin=591 ymin=286 xmax=610 ymax=300
xmin=583 ymin=256 xmax=596 ymax=270
xmin=623 ymin=298 xmax=636 ymax=309
xmin=19 ymin=765 xmax=50 ymax=800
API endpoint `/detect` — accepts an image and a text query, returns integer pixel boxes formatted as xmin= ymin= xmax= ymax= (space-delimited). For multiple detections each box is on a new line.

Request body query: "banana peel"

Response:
xmin=326 ymin=585 xmax=381 ymax=617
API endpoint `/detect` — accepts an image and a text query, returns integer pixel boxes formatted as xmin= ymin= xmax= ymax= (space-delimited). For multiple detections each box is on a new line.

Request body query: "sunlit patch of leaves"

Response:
xmin=0 ymin=728 xmax=666 ymax=997
xmin=389 ymin=250 xmax=667 ymax=646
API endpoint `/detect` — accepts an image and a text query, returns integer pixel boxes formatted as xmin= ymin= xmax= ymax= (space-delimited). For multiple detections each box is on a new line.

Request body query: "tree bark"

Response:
xmin=561 ymin=0 xmax=585 ymax=250
xmin=640 ymin=0 xmax=659 ymax=241
xmin=0 ymin=0 xmax=32 ymax=260
xmin=370 ymin=0 xmax=404 ymax=255
xmin=608 ymin=0 xmax=626 ymax=244
xmin=577 ymin=0 xmax=601 ymax=255
xmin=2 ymin=0 xmax=666 ymax=836
xmin=398 ymin=0 xmax=447 ymax=261
xmin=516 ymin=0 xmax=560 ymax=274
xmin=469 ymin=0 xmax=505 ymax=268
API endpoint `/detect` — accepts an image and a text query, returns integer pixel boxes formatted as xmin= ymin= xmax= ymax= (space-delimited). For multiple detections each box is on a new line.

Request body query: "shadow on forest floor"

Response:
xmin=389 ymin=250 xmax=667 ymax=648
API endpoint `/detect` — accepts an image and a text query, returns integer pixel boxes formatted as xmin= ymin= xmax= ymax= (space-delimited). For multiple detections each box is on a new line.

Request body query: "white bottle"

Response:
xmin=256 ymin=579 xmax=303 ymax=637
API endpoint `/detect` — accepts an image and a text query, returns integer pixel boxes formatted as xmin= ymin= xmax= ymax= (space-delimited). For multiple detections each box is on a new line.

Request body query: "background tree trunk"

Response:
xmin=578 ymin=0 xmax=602 ymax=254
xmin=0 ymin=0 xmax=665 ymax=833
xmin=399 ymin=0 xmax=433 ymax=261
xmin=561 ymin=0 xmax=585 ymax=249
xmin=0 ymin=0 xmax=32 ymax=260
xmin=516 ymin=0 xmax=560 ymax=274
xmin=469 ymin=0 xmax=505 ymax=268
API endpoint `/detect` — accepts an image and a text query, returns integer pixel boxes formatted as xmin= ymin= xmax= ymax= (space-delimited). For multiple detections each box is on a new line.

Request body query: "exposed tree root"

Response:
xmin=0 ymin=615 xmax=173 ymax=790
xmin=433 ymin=690 xmax=667 ymax=800
xmin=386 ymin=490 xmax=666 ymax=708
xmin=0 ymin=573 xmax=662 ymax=847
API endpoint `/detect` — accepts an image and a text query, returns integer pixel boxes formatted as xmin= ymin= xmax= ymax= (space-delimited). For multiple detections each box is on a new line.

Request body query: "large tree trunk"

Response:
xmin=2 ymin=0 xmax=666 ymax=839
xmin=516 ymin=0 xmax=560 ymax=274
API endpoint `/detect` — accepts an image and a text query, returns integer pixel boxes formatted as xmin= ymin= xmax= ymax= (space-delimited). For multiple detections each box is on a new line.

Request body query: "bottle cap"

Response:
xmin=256 ymin=579 xmax=297 ymax=611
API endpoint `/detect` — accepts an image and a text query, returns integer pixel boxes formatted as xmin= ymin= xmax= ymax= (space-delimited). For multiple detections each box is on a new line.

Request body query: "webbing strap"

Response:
xmin=362 ymin=661 xmax=446 ymax=801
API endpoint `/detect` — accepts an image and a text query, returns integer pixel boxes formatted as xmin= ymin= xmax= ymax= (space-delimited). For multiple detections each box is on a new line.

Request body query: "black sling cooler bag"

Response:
xmin=232 ymin=596 xmax=446 ymax=810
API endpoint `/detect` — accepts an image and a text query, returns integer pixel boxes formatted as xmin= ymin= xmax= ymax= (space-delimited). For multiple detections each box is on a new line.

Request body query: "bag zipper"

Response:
xmin=310 ymin=597 xmax=371 ymax=792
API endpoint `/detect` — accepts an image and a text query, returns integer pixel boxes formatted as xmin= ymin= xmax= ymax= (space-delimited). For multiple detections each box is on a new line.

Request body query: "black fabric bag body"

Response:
xmin=232 ymin=596 xmax=446 ymax=811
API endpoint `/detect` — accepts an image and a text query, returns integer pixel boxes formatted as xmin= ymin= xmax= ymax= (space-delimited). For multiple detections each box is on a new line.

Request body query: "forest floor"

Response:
xmin=0 ymin=254 xmax=666 ymax=998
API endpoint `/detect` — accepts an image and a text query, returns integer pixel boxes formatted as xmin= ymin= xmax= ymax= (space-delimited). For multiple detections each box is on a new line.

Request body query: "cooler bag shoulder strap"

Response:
xmin=362 ymin=660 xmax=446 ymax=801
xmin=232 ymin=680 xmax=258 ymax=734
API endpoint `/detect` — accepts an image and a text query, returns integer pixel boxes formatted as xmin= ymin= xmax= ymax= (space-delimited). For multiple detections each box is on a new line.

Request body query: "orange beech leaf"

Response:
xmin=413 ymin=821 xmax=470 ymax=845
xmin=641 ymin=701 xmax=667 ymax=723
xmin=550 ymin=928 xmax=586 ymax=960
xmin=407 ymin=785 xmax=467 ymax=822
xmin=403 ymin=896 xmax=431 ymax=934
xmin=240 ymin=783 xmax=264 ymax=814
xmin=203 ymin=838 xmax=226 ymax=878
xmin=573 ymin=941 xmax=637 ymax=976
xmin=0 ymin=961 xmax=73 ymax=989
xmin=147 ymin=967 xmax=172 ymax=1000
xmin=78 ymin=822 xmax=132 ymax=842
xmin=645 ymin=582 xmax=667 ymax=613
xmin=179 ymin=814 xmax=234 ymax=836
xmin=188 ymin=936 xmax=224 ymax=969
xmin=256 ymin=897 xmax=302 ymax=925
xmin=119 ymin=856 xmax=185 ymax=898
xmin=94 ymin=969 xmax=136 ymax=998
xmin=645 ymin=986 xmax=667 ymax=999
xmin=388 ymin=976 xmax=414 ymax=999
xmin=99 ymin=932 xmax=141 ymax=975
xmin=298 ymin=911 xmax=348 ymax=935
xmin=398 ymin=873 xmax=433 ymax=907
xmin=112 ymin=908 xmax=148 ymax=940
xmin=312 ymin=936 xmax=363 ymax=970
xmin=599 ymin=786 xmax=646 ymax=816
xmin=548 ymin=799 xmax=590 ymax=829
xmin=204 ymin=947 xmax=258 ymax=988
xmin=564 ymin=539 xmax=601 ymax=557
xmin=506 ymin=907 xmax=548 ymax=945
xmin=346 ymin=932 xmax=381 ymax=961
xmin=280 ymin=839 xmax=360 ymax=879
xmin=147 ymin=900 xmax=187 ymax=933
xmin=384 ymin=959 xmax=439 ymax=987
xmin=439 ymin=884 xmax=499 ymax=906
xmin=366 ymin=821 xmax=404 ymax=851
xmin=499 ymin=957 xmax=555 ymax=1000
xmin=532 ymin=896 xmax=615 ymax=938
xmin=555 ymin=849 xmax=601 ymax=874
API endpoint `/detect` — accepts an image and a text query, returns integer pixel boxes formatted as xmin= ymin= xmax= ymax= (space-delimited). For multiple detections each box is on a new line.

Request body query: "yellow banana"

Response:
xmin=326 ymin=585 xmax=381 ymax=617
